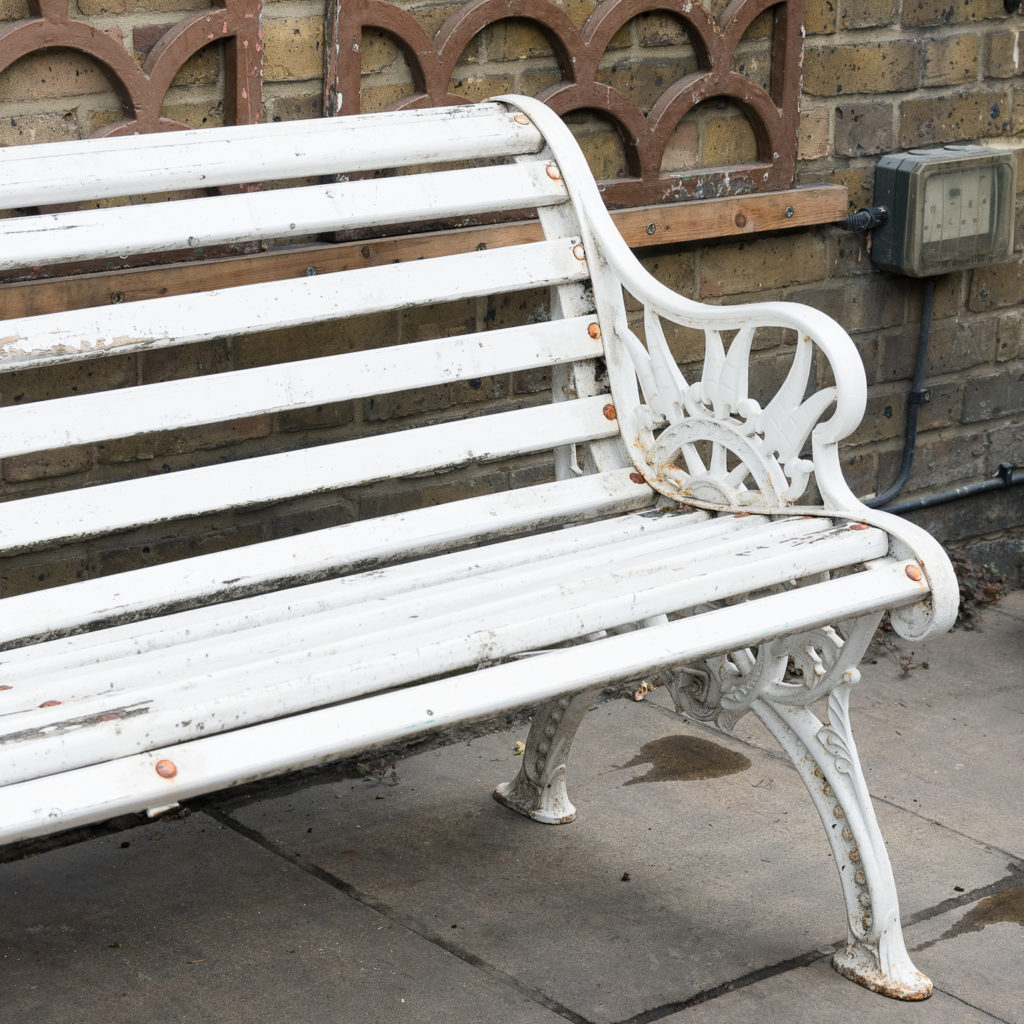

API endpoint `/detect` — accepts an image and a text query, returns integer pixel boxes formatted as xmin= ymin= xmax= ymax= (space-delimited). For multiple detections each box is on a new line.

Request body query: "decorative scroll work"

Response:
xmin=0 ymin=0 xmax=261 ymax=137
xmin=326 ymin=0 xmax=805 ymax=205
xmin=622 ymin=306 xmax=852 ymax=512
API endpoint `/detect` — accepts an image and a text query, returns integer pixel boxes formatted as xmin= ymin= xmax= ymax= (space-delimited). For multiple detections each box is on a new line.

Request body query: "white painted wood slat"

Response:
xmin=0 ymin=395 xmax=618 ymax=553
xmin=0 ymin=469 xmax=657 ymax=648
xmin=0 ymin=238 xmax=589 ymax=371
xmin=0 ymin=318 xmax=602 ymax=459
xmin=0 ymin=523 xmax=889 ymax=784
xmin=0 ymin=559 xmax=927 ymax=844
xmin=0 ymin=509 xmax=749 ymax=692
xmin=0 ymin=162 xmax=567 ymax=271
xmin=0 ymin=106 xmax=541 ymax=209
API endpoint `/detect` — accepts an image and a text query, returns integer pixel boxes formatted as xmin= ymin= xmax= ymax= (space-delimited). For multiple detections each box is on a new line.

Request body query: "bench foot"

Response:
xmin=752 ymin=686 xmax=932 ymax=1000
xmin=832 ymin=940 xmax=932 ymax=1000
xmin=493 ymin=688 xmax=598 ymax=824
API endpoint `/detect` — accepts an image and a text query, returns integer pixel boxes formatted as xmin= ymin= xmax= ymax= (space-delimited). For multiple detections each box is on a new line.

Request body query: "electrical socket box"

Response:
xmin=871 ymin=146 xmax=1017 ymax=277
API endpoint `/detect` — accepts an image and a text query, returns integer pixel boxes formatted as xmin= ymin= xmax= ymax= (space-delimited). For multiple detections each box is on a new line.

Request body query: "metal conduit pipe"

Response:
xmin=883 ymin=463 xmax=1024 ymax=516
xmin=865 ymin=277 xmax=936 ymax=509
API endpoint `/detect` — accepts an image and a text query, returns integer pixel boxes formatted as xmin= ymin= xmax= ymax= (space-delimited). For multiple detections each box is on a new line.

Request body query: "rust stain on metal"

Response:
xmin=587 ymin=322 xmax=601 ymax=339
xmin=905 ymin=564 xmax=923 ymax=582
xmin=602 ymin=403 xmax=617 ymax=420
xmin=545 ymin=164 xmax=562 ymax=181
xmin=733 ymin=512 xmax=752 ymax=518
xmin=155 ymin=759 xmax=178 ymax=779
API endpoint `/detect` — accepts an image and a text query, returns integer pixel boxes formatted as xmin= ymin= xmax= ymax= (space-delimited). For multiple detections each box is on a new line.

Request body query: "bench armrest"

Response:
xmin=498 ymin=96 xmax=958 ymax=639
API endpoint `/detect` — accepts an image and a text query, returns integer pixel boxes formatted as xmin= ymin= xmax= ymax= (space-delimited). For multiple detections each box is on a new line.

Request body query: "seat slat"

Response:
xmin=1 ymin=509 xmax=752 ymax=695
xmin=0 ymin=555 xmax=917 ymax=805
xmin=0 ymin=162 xmax=567 ymax=271
xmin=0 ymin=238 xmax=589 ymax=371
xmin=0 ymin=318 xmax=602 ymax=459
xmin=0 ymin=394 xmax=619 ymax=554
xmin=0 ymin=469 xmax=657 ymax=648
xmin=0 ymin=106 xmax=542 ymax=209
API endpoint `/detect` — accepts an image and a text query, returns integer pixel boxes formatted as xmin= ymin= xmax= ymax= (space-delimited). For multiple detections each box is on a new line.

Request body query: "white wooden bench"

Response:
xmin=0 ymin=97 xmax=957 ymax=1000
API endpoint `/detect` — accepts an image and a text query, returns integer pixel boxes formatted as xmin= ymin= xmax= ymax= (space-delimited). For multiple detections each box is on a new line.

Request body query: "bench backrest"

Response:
xmin=0 ymin=99 xmax=657 ymax=646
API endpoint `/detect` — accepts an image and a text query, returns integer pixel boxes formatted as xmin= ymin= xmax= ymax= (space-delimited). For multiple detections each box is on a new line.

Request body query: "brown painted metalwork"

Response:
xmin=0 ymin=0 xmax=261 ymax=137
xmin=325 ymin=0 xmax=806 ymax=205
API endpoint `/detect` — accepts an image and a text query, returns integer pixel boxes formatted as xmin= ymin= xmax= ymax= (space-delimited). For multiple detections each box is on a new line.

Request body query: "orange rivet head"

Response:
xmin=39 ymin=699 xmax=61 ymax=708
xmin=602 ymin=403 xmax=617 ymax=421
xmin=155 ymin=759 xmax=178 ymax=779
xmin=513 ymin=113 xmax=530 ymax=125
xmin=546 ymin=163 xmax=562 ymax=181
xmin=572 ymin=243 xmax=586 ymax=261
xmin=849 ymin=522 xmax=869 ymax=530
xmin=587 ymin=322 xmax=601 ymax=340
xmin=629 ymin=471 xmax=645 ymax=484
xmin=905 ymin=564 xmax=923 ymax=582
xmin=0 ymin=685 xmax=13 ymax=692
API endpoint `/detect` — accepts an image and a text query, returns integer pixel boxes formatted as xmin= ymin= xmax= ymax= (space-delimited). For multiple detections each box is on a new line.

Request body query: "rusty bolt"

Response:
xmin=646 ymin=222 xmax=656 ymax=235
xmin=304 ymin=266 xmax=317 ymax=277
xmin=546 ymin=164 xmax=562 ymax=181
xmin=602 ymin=403 xmax=617 ymax=420
xmin=587 ymin=322 xmax=601 ymax=339
xmin=0 ymin=685 xmax=12 ymax=692
xmin=905 ymin=564 xmax=923 ymax=581
xmin=849 ymin=522 xmax=869 ymax=530
xmin=155 ymin=760 xmax=178 ymax=779
xmin=360 ymin=244 xmax=372 ymax=259
xmin=110 ymin=291 xmax=125 ymax=304
xmin=39 ymin=699 xmax=62 ymax=707
xmin=513 ymin=113 xmax=530 ymax=125
xmin=785 ymin=206 xmax=795 ymax=218
xmin=572 ymin=243 xmax=586 ymax=261
xmin=849 ymin=848 xmax=861 ymax=861
xmin=629 ymin=471 xmax=646 ymax=484
xmin=734 ymin=212 xmax=747 ymax=228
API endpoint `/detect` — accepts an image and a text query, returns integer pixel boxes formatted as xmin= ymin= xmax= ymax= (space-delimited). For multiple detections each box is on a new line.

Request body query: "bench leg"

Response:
xmin=493 ymin=687 xmax=600 ymax=824
xmin=751 ymin=686 xmax=932 ymax=1000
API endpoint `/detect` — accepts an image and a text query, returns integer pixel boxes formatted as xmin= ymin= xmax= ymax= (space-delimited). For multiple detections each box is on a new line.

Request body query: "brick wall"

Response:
xmin=1 ymin=0 xmax=1022 ymax=595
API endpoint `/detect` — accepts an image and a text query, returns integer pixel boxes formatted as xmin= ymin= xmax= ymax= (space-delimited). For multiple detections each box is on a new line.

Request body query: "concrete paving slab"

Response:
xmin=657 ymin=957 xmax=1005 ymax=1023
xmin=231 ymin=699 xmax=1012 ymax=1024
xmin=0 ymin=812 xmax=564 ymax=1024
xmin=729 ymin=590 xmax=1024 ymax=857
xmin=904 ymin=881 xmax=1024 ymax=1024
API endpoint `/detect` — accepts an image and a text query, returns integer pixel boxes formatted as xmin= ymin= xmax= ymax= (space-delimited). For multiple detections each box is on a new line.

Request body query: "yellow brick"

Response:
xmin=0 ymin=112 xmax=80 ymax=146
xmin=702 ymin=110 xmax=757 ymax=166
xmin=798 ymin=107 xmax=830 ymax=160
xmin=485 ymin=19 xmax=552 ymax=62
xmin=0 ymin=50 xmax=115 ymax=101
xmin=661 ymin=118 xmax=699 ymax=172
xmin=358 ymin=82 xmax=417 ymax=113
xmin=0 ymin=0 xmax=31 ymax=18
xmin=923 ymin=34 xmax=979 ymax=87
xmin=161 ymin=98 xmax=227 ymax=129
xmin=262 ymin=17 xmax=324 ymax=83
xmin=360 ymin=28 xmax=402 ymax=75
xmin=698 ymin=234 xmax=827 ymax=298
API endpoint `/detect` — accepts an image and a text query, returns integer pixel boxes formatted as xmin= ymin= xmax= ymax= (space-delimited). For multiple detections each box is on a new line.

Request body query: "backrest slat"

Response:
xmin=0 ymin=162 xmax=568 ymax=271
xmin=0 ymin=395 xmax=619 ymax=554
xmin=0 ymin=238 xmax=590 ymax=371
xmin=0 ymin=318 xmax=602 ymax=459
xmin=0 ymin=105 xmax=543 ymax=208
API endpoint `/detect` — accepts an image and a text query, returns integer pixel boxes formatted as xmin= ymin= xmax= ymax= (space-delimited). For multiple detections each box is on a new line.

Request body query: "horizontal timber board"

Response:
xmin=0 ymin=187 xmax=848 ymax=320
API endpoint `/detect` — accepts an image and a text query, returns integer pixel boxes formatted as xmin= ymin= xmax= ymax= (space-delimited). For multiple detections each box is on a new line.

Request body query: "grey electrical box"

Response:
xmin=872 ymin=146 xmax=1016 ymax=277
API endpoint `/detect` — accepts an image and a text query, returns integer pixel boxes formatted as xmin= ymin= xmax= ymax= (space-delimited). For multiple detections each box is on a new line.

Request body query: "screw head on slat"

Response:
xmin=602 ymin=403 xmax=617 ymax=420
